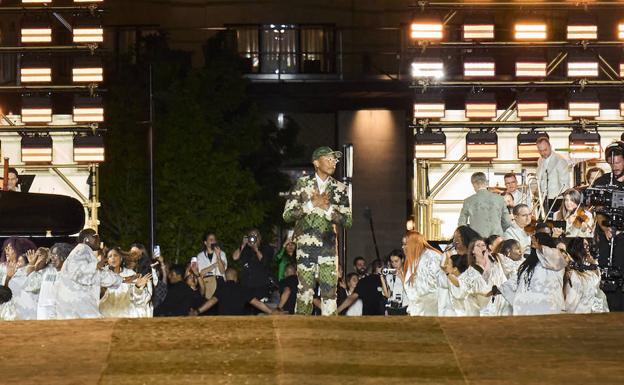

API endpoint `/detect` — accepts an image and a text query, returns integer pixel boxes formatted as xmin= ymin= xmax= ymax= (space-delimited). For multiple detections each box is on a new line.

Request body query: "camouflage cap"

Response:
xmin=312 ymin=146 xmax=342 ymax=161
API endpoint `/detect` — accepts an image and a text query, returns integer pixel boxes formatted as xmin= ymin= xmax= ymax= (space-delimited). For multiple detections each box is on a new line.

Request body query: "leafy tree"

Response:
xmin=100 ymin=33 xmax=300 ymax=262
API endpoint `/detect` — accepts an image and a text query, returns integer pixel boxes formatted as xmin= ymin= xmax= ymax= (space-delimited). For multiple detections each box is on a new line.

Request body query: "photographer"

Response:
xmin=232 ymin=229 xmax=274 ymax=303
xmin=336 ymin=259 xmax=388 ymax=316
xmin=381 ymin=249 xmax=407 ymax=315
xmin=591 ymin=141 xmax=624 ymax=311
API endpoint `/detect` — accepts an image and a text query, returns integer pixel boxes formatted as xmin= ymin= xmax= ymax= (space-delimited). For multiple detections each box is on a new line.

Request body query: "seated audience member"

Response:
xmin=0 ymin=285 xmax=16 ymax=320
xmin=353 ymin=257 xmax=368 ymax=278
xmin=185 ymin=262 xmax=206 ymax=304
xmin=340 ymin=272 xmax=361 ymax=316
xmin=275 ymin=238 xmax=296 ymax=282
xmin=154 ymin=264 xmax=204 ymax=317
xmin=195 ymin=268 xmax=276 ymax=316
xmin=337 ymin=260 xmax=387 ymax=316
xmin=277 ymin=264 xmax=298 ymax=314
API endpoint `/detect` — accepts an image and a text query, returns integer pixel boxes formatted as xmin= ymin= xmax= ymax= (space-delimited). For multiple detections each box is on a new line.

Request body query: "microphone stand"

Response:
xmin=364 ymin=207 xmax=381 ymax=261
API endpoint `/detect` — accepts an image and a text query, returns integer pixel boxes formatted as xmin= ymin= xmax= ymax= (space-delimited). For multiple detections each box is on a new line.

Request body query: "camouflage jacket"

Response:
xmin=283 ymin=175 xmax=352 ymax=244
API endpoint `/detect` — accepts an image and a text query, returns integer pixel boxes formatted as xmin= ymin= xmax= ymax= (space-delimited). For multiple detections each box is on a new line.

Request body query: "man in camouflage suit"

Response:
xmin=283 ymin=146 xmax=352 ymax=315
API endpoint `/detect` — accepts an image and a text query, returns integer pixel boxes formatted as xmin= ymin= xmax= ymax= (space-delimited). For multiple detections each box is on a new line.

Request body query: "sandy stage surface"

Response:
xmin=1 ymin=314 xmax=623 ymax=385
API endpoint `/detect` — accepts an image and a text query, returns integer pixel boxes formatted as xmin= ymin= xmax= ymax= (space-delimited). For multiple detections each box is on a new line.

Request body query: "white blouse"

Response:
xmin=404 ymin=249 xmax=442 ymax=316
xmin=500 ymin=246 xmax=566 ymax=316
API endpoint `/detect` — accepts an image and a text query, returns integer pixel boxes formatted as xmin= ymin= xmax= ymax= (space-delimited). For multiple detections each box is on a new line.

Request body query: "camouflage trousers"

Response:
xmin=295 ymin=240 xmax=338 ymax=316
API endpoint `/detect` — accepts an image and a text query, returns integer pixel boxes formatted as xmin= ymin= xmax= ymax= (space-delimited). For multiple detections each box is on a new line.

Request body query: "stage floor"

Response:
xmin=1 ymin=314 xmax=623 ymax=385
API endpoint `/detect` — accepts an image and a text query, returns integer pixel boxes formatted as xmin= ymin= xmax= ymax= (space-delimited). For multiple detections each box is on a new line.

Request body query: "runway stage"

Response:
xmin=1 ymin=314 xmax=623 ymax=385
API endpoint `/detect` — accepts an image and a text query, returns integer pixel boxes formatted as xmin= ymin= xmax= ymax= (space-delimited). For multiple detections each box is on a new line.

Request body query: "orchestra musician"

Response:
xmin=553 ymin=188 xmax=594 ymax=238
xmin=536 ymin=137 xmax=570 ymax=218
xmin=503 ymin=172 xmax=532 ymax=210
xmin=585 ymin=167 xmax=604 ymax=187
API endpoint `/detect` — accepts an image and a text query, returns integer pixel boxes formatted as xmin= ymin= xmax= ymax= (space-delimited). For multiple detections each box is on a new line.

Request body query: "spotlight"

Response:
xmin=516 ymin=57 xmax=547 ymax=78
xmin=20 ymin=57 xmax=52 ymax=83
xmin=21 ymin=20 xmax=52 ymax=44
xmin=74 ymin=135 xmax=105 ymax=163
xmin=73 ymin=95 xmax=104 ymax=123
xmin=517 ymin=131 xmax=547 ymax=160
xmin=517 ymin=93 xmax=548 ymax=119
xmin=21 ymin=136 xmax=53 ymax=164
xmin=514 ymin=22 xmax=547 ymax=40
xmin=567 ymin=55 xmax=599 ymax=78
xmin=569 ymin=93 xmax=600 ymax=118
xmin=466 ymin=131 xmax=498 ymax=160
xmin=410 ymin=19 xmax=443 ymax=41
xmin=73 ymin=20 xmax=104 ymax=43
xmin=465 ymin=93 xmax=497 ymax=119
xmin=569 ymin=131 xmax=602 ymax=160
xmin=414 ymin=131 xmax=446 ymax=159
xmin=463 ymin=57 xmax=496 ymax=78
xmin=462 ymin=17 xmax=495 ymax=40
xmin=411 ymin=58 xmax=444 ymax=78
xmin=619 ymin=23 xmax=624 ymax=40
xmin=21 ymin=95 xmax=52 ymax=124
xmin=567 ymin=16 xmax=598 ymax=40
xmin=414 ymin=94 xmax=445 ymax=119
xmin=72 ymin=57 xmax=103 ymax=83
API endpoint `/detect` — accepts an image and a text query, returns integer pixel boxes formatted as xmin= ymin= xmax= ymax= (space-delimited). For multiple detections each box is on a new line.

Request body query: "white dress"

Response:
xmin=7 ymin=267 xmax=39 ymax=320
xmin=451 ymin=266 xmax=490 ymax=316
xmin=55 ymin=244 xmax=123 ymax=319
xmin=437 ymin=273 xmax=467 ymax=317
xmin=100 ymin=267 xmax=150 ymax=318
xmin=0 ymin=300 xmax=16 ymax=320
xmin=480 ymin=258 xmax=513 ymax=316
xmin=500 ymin=246 xmax=566 ymax=315
xmin=564 ymin=269 xmax=609 ymax=314
xmin=404 ymin=249 xmax=442 ymax=316
xmin=22 ymin=264 xmax=58 ymax=320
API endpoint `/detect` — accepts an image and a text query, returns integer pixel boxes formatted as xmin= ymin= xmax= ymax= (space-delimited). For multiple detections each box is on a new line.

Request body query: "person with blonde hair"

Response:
xmin=402 ymin=231 xmax=443 ymax=316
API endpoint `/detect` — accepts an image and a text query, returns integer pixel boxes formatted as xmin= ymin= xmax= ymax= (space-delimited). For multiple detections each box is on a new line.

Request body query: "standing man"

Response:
xmin=536 ymin=137 xmax=570 ymax=218
xmin=502 ymin=204 xmax=532 ymax=255
xmin=283 ymin=146 xmax=352 ymax=316
xmin=504 ymin=172 xmax=532 ymax=210
xmin=458 ymin=172 xmax=512 ymax=238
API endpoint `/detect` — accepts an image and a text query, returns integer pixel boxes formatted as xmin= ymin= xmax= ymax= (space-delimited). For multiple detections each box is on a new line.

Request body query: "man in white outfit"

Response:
xmin=55 ymin=229 xmax=123 ymax=319
xmin=503 ymin=204 xmax=532 ymax=256
xmin=536 ymin=137 xmax=570 ymax=218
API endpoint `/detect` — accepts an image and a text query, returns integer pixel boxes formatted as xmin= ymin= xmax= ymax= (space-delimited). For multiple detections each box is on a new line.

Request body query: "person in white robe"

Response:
xmin=10 ymin=248 xmax=51 ymax=320
xmin=563 ymin=238 xmax=608 ymax=314
xmin=496 ymin=239 xmax=525 ymax=278
xmin=55 ymin=230 xmax=123 ymax=320
xmin=438 ymin=253 xmax=469 ymax=316
xmin=402 ymin=231 xmax=442 ymax=316
xmin=499 ymin=233 xmax=567 ymax=316
xmin=129 ymin=244 xmax=156 ymax=317
xmin=99 ymin=248 xmax=152 ymax=318
xmin=0 ymin=285 xmax=16 ymax=321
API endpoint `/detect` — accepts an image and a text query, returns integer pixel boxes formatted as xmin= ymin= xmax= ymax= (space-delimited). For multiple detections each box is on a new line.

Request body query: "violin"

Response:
xmin=572 ymin=207 xmax=590 ymax=229
xmin=524 ymin=217 xmax=539 ymax=234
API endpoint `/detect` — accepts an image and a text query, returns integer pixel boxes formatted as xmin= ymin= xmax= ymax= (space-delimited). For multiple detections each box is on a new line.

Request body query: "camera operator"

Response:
xmin=232 ymin=229 xmax=274 ymax=304
xmin=381 ymin=249 xmax=407 ymax=315
xmin=591 ymin=141 xmax=624 ymax=311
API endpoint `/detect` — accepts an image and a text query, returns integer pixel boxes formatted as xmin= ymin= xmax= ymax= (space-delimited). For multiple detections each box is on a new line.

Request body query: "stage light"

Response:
xmin=22 ymin=1 xmax=51 ymax=3
xmin=463 ymin=57 xmax=495 ymax=78
xmin=414 ymin=131 xmax=446 ymax=159
xmin=21 ymin=21 xmax=52 ymax=44
xmin=620 ymin=61 xmax=624 ymax=78
xmin=465 ymin=93 xmax=497 ymax=119
xmin=569 ymin=93 xmax=600 ymax=118
xmin=567 ymin=20 xmax=597 ymax=40
xmin=414 ymin=94 xmax=445 ymax=119
xmin=620 ymin=97 xmax=624 ymax=117
xmin=466 ymin=131 xmax=498 ymax=160
xmin=73 ymin=20 xmax=104 ymax=43
xmin=73 ymin=96 xmax=104 ymax=123
xmin=517 ymin=93 xmax=548 ymax=119
xmin=21 ymin=136 xmax=53 ymax=164
xmin=569 ymin=131 xmax=601 ymax=160
xmin=74 ymin=135 xmax=105 ymax=163
xmin=74 ymin=0 xmax=104 ymax=2
xmin=72 ymin=57 xmax=103 ymax=83
xmin=514 ymin=22 xmax=547 ymax=40
xmin=517 ymin=131 xmax=547 ymax=160
xmin=463 ymin=23 xmax=495 ymax=40
xmin=516 ymin=58 xmax=547 ymax=78
xmin=410 ymin=20 xmax=443 ymax=40
xmin=21 ymin=95 xmax=52 ymax=123
xmin=411 ymin=59 xmax=444 ymax=78
xmin=567 ymin=56 xmax=599 ymax=78
xmin=20 ymin=58 xmax=52 ymax=83
xmin=619 ymin=23 xmax=624 ymax=39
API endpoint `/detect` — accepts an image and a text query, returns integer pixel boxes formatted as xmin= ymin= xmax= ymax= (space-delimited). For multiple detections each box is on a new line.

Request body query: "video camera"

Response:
xmin=583 ymin=187 xmax=624 ymax=231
